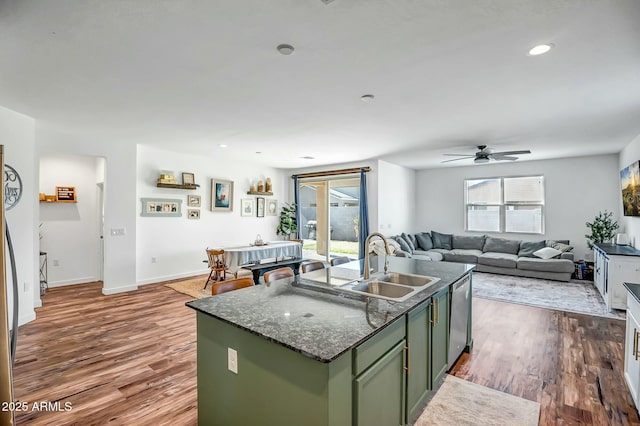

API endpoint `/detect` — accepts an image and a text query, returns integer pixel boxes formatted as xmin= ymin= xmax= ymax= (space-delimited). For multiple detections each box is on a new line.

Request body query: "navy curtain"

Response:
xmin=293 ymin=175 xmax=301 ymax=239
xmin=358 ymin=169 xmax=370 ymax=259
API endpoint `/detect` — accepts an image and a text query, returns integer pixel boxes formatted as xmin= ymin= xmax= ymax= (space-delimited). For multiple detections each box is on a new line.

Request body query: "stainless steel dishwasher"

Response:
xmin=448 ymin=275 xmax=471 ymax=367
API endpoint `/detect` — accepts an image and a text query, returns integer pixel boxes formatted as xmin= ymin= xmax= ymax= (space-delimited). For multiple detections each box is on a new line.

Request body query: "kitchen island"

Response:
xmin=186 ymin=257 xmax=473 ymax=426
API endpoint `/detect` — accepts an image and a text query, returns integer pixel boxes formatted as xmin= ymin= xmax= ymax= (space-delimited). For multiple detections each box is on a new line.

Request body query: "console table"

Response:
xmin=594 ymin=243 xmax=640 ymax=311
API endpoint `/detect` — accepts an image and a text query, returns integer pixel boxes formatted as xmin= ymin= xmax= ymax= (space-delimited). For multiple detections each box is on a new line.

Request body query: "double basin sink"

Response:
xmin=338 ymin=272 xmax=440 ymax=302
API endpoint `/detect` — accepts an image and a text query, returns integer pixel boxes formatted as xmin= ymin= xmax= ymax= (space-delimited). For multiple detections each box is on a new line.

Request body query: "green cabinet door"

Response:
xmin=406 ymin=300 xmax=431 ymax=422
xmin=431 ymin=287 xmax=449 ymax=388
xmin=354 ymin=339 xmax=407 ymax=426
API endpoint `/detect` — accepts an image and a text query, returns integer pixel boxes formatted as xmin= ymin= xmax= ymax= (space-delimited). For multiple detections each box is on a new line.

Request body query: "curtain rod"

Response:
xmin=291 ymin=166 xmax=371 ymax=179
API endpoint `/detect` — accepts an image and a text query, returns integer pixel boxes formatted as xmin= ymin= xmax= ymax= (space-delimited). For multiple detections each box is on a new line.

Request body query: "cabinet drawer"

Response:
xmin=354 ymin=317 xmax=406 ymax=376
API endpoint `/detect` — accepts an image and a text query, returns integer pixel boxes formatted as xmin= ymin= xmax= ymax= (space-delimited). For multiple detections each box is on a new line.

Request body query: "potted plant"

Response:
xmin=585 ymin=210 xmax=619 ymax=249
xmin=276 ymin=202 xmax=298 ymax=240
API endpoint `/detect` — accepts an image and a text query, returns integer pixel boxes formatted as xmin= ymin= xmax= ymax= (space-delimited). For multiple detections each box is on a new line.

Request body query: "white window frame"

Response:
xmin=464 ymin=175 xmax=545 ymax=235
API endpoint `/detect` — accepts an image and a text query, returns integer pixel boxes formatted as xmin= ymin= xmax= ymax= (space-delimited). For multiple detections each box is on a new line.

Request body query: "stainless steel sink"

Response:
xmin=336 ymin=272 xmax=441 ymax=302
xmin=377 ymin=272 xmax=440 ymax=287
xmin=350 ymin=280 xmax=415 ymax=301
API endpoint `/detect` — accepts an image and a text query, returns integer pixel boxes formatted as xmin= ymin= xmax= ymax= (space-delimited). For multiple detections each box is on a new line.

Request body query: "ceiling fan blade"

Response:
xmin=441 ymin=156 xmax=475 ymax=163
xmin=492 ymin=155 xmax=518 ymax=161
xmin=491 ymin=150 xmax=531 ymax=156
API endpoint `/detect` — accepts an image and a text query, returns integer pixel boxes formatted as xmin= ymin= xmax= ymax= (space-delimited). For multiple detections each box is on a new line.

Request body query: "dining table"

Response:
xmin=223 ymin=240 xmax=303 ymax=274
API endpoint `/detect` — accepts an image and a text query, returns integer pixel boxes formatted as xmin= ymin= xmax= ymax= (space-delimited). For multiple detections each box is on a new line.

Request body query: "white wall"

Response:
xmin=0 ymin=105 xmax=38 ymax=326
xmin=136 ymin=145 xmax=289 ymax=284
xmin=377 ymin=160 xmax=416 ymax=236
xmin=416 ymin=155 xmax=620 ymax=261
xmin=39 ymin=155 xmax=103 ymax=286
xmin=619 ymin=133 xmax=640 ymax=247
xmin=37 ymin=125 xmax=137 ymax=295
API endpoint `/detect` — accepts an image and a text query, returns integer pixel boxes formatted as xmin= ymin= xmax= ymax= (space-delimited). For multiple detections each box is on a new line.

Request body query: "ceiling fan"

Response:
xmin=441 ymin=145 xmax=531 ymax=164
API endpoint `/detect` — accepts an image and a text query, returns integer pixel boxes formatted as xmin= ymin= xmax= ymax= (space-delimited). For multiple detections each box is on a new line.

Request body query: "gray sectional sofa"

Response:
xmin=389 ymin=232 xmax=575 ymax=282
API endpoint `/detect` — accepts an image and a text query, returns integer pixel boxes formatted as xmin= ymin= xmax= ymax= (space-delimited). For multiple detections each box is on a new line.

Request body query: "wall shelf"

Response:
xmin=247 ymin=191 xmax=273 ymax=196
xmin=40 ymin=200 xmax=77 ymax=203
xmin=157 ymin=183 xmax=199 ymax=190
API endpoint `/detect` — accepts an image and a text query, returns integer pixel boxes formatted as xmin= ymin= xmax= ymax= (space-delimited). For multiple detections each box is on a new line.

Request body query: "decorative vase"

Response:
xmin=257 ymin=180 xmax=265 ymax=192
xmin=265 ymin=177 xmax=272 ymax=192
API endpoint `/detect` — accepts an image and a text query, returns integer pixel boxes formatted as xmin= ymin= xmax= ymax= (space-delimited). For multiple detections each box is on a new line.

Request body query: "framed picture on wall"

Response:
xmin=241 ymin=199 xmax=254 ymax=217
xmin=188 ymin=209 xmax=200 ymax=220
xmin=211 ymin=178 xmax=233 ymax=211
xmin=182 ymin=172 xmax=195 ymax=186
xmin=257 ymin=197 xmax=265 ymax=217
xmin=266 ymin=199 xmax=278 ymax=216
xmin=187 ymin=194 xmax=201 ymax=207
xmin=140 ymin=198 xmax=182 ymax=217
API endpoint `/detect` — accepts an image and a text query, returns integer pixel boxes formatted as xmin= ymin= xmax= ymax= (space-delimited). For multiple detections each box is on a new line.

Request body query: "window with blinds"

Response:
xmin=465 ymin=176 xmax=544 ymax=234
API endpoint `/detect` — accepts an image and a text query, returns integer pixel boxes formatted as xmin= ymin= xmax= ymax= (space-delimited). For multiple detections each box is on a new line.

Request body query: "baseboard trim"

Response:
xmin=19 ymin=310 xmax=36 ymax=326
xmin=48 ymin=276 xmax=98 ymax=288
xmin=136 ymin=269 xmax=209 ymax=286
xmin=102 ymin=284 xmax=139 ymax=295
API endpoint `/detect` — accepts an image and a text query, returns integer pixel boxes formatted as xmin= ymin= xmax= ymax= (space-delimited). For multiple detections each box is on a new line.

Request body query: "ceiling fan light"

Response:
xmin=474 ymin=157 xmax=490 ymax=164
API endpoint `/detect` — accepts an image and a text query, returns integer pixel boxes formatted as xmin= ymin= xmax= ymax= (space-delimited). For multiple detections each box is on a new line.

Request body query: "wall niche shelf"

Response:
xmin=157 ymin=183 xmax=199 ymax=190
xmin=247 ymin=191 xmax=273 ymax=196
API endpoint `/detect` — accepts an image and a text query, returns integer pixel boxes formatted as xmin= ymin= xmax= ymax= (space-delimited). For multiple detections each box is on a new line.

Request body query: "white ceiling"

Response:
xmin=1 ymin=0 xmax=639 ymax=169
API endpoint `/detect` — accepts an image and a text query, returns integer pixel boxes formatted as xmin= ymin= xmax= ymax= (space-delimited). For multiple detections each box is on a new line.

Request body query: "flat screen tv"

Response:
xmin=621 ymin=161 xmax=640 ymax=216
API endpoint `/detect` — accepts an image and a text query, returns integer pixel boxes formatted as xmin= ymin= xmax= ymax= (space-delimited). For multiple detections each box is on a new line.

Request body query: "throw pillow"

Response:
xmin=431 ymin=231 xmax=453 ymax=250
xmin=533 ymin=247 xmax=562 ymax=259
xmin=483 ymin=236 xmax=521 ymax=255
xmin=406 ymin=233 xmax=418 ymax=249
xmin=401 ymin=233 xmax=416 ymax=252
xmin=452 ymin=235 xmax=486 ymax=250
xmin=394 ymin=236 xmax=413 ymax=254
xmin=546 ymin=240 xmax=574 ymax=252
xmin=518 ymin=240 xmax=546 ymax=257
xmin=415 ymin=232 xmax=433 ymax=250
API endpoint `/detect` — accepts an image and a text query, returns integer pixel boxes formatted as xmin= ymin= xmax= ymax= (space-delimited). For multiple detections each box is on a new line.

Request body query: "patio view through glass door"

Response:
xmin=299 ymin=176 xmax=361 ymax=262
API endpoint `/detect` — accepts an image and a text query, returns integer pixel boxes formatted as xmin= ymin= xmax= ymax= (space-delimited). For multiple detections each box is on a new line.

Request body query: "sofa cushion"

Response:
xmin=483 ymin=237 xmax=521 ymax=255
xmin=431 ymin=231 xmax=453 ymax=250
xmin=478 ymin=252 xmax=518 ymax=269
xmin=393 ymin=236 xmax=413 ymax=254
xmin=546 ymin=240 xmax=573 ymax=253
xmin=517 ymin=257 xmax=575 ymax=273
xmin=518 ymin=240 xmax=546 ymax=258
xmin=443 ymin=249 xmax=483 ymax=264
xmin=400 ymin=233 xmax=416 ymax=252
xmin=415 ymin=232 xmax=433 ymax=250
xmin=413 ymin=250 xmax=443 ymax=261
xmin=406 ymin=233 xmax=418 ymax=249
xmin=452 ymin=235 xmax=485 ymax=251
xmin=533 ymin=247 xmax=562 ymax=259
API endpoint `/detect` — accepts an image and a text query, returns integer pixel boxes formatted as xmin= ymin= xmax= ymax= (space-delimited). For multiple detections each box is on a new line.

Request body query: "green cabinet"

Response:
xmin=430 ymin=287 xmax=449 ymax=388
xmin=405 ymin=300 xmax=431 ymax=422
xmin=354 ymin=339 xmax=407 ymax=426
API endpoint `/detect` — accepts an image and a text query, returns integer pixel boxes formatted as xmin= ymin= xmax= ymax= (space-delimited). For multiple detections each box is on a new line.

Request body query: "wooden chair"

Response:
xmin=204 ymin=248 xmax=229 ymax=289
xmin=263 ymin=267 xmax=294 ymax=283
xmin=212 ymin=277 xmax=255 ymax=296
xmin=330 ymin=256 xmax=351 ymax=266
xmin=300 ymin=260 xmax=326 ymax=273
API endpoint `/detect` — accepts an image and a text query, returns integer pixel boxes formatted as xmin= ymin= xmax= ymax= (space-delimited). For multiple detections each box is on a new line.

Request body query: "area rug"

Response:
xmin=165 ymin=276 xmax=211 ymax=299
xmin=414 ymin=375 xmax=540 ymax=426
xmin=472 ymin=272 xmax=625 ymax=320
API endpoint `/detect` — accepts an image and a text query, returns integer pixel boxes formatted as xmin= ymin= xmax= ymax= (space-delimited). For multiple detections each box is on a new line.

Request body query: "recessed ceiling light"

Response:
xmin=219 ymin=144 xmax=228 ymax=148
xmin=256 ymin=151 xmax=262 ymax=154
xmin=301 ymin=156 xmax=315 ymax=160
xmin=528 ymin=44 xmax=553 ymax=56
xmin=360 ymin=94 xmax=375 ymax=102
xmin=277 ymin=44 xmax=295 ymax=55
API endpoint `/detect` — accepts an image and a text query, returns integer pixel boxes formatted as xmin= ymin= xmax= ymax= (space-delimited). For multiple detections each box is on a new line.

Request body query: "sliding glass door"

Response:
xmin=298 ymin=176 xmax=361 ymax=262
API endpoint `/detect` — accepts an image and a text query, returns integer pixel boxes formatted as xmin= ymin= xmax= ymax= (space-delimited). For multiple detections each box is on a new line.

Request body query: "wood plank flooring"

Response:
xmin=13 ymin=280 xmax=198 ymax=425
xmin=12 ymin=278 xmax=640 ymax=425
xmin=450 ymin=298 xmax=640 ymax=425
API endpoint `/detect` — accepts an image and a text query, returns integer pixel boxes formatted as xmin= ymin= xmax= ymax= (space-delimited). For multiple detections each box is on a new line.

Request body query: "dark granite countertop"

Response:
xmin=186 ymin=257 xmax=473 ymax=363
xmin=595 ymin=243 xmax=640 ymax=257
xmin=624 ymin=282 xmax=640 ymax=305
